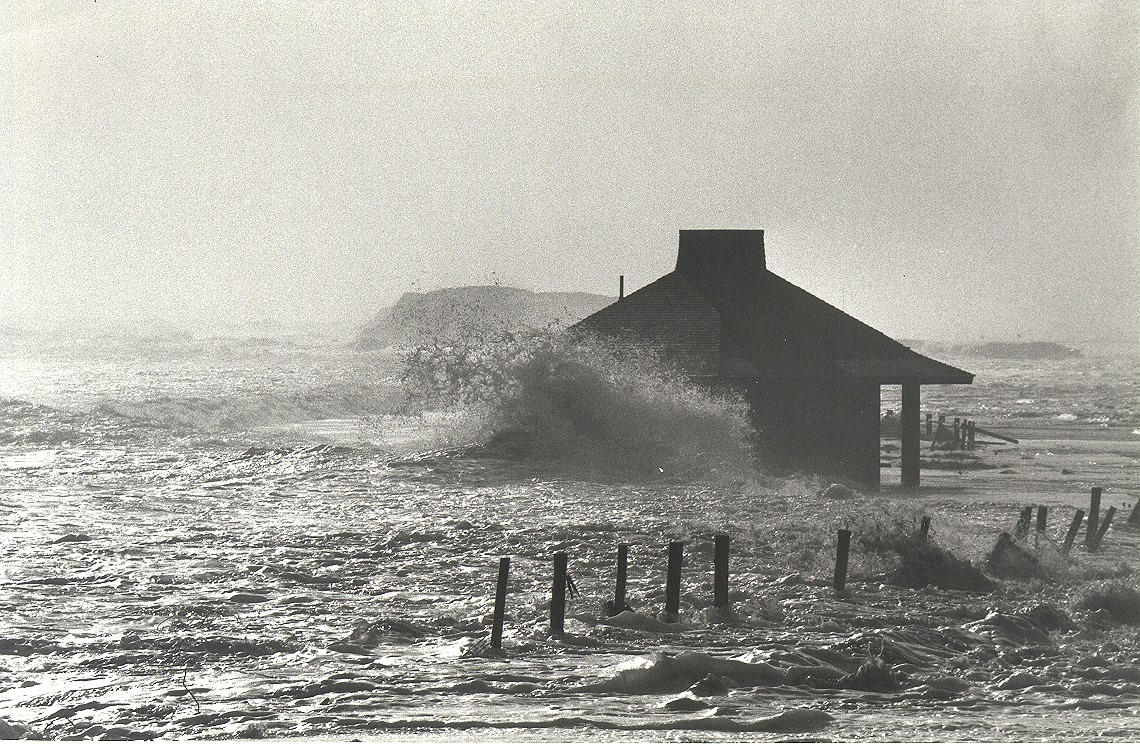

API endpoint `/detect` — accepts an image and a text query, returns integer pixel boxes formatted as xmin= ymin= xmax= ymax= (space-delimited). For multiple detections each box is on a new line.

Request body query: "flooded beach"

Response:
xmin=1 ymin=334 xmax=1137 ymax=741
xmin=7 ymin=1 xmax=1137 ymax=739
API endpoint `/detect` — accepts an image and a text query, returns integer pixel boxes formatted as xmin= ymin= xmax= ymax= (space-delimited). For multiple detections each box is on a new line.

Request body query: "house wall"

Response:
xmin=745 ymin=379 xmax=881 ymax=487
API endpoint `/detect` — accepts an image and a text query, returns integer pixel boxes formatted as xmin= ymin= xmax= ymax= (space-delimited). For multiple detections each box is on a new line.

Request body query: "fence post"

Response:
xmin=1061 ymin=509 xmax=1084 ymax=554
xmin=1086 ymin=487 xmax=1102 ymax=546
xmin=919 ymin=516 xmax=931 ymax=540
xmin=1015 ymin=506 xmax=1033 ymax=540
xmin=926 ymin=413 xmax=933 ymax=437
xmin=610 ymin=544 xmax=628 ymax=616
xmin=1035 ymin=506 xmax=1048 ymax=534
xmin=491 ymin=557 xmax=509 ymax=651
xmin=664 ymin=542 xmax=684 ymax=619
xmin=834 ymin=529 xmax=851 ymax=592
xmin=550 ymin=552 xmax=567 ymax=638
xmin=1090 ymin=507 xmax=1117 ymax=552
xmin=713 ymin=534 xmax=730 ymax=608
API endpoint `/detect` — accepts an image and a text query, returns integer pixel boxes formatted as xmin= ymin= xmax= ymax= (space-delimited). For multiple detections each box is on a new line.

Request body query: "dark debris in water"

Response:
xmin=985 ymin=532 xmax=1049 ymax=581
xmin=1077 ymin=582 xmax=1140 ymax=625
xmin=838 ymin=657 xmax=900 ymax=692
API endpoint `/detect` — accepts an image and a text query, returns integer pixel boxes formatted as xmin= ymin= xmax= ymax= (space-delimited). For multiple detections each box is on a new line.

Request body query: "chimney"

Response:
xmin=675 ymin=230 xmax=765 ymax=279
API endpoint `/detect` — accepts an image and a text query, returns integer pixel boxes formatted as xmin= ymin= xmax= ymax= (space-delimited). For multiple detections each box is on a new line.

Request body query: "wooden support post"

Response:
xmin=618 ymin=275 xmax=625 ymax=300
xmin=1086 ymin=487 xmax=1102 ymax=546
xmin=664 ymin=541 xmax=684 ymax=619
xmin=550 ymin=552 xmax=567 ymax=638
xmin=491 ymin=557 xmax=509 ymax=651
xmin=1090 ymin=507 xmax=1117 ymax=552
xmin=713 ymin=534 xmax=730 ymax=608
xmin=1062 ymin=509 xmax=1084 ymax=554
xmin=919 ymin=516 xmax=931 ymax=540
xmin=610 ymin=544 xmax=628 ymax=616
xmin=1015 ymin=506 xmax=1033 ymax=539
xmin=834 ymin=529 xmax=852 ymax=592
xmin=901 ymin=383 xmax=920 ymax=489
xmin=926 ymin=413 xmax=933 ymax=437
xmin=953 ymin=418 xmax=961 ymax=449
xmin=1035 ymin=506 xmax=1048 ymax=534
xmin=1129 ymin=500 xmax=1140 ymax=526
xmin=967 ymin=421 xmax=976 ymax=448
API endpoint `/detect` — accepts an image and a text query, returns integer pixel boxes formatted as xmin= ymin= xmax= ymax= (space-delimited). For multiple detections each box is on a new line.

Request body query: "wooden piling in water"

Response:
xmin=664 ymin=542 xmax=684 ymax=619
xmin=713 ymin=534 xmax=730 ymax=608
xmin=953 ymin=418 xmax=961 ymax=448
xmin=610 ymin=544 xmax=628 ymax=616
xmin=1015 ymin=506 xmax=1033 ymax=539
xmin=491 ymin=557 xmax=509 ymax=651
xmin=1035 ymin=506 xmax=1048 ymax=534
xmin=833 ymin=529 xmax=851 ymax=592
xmin=1062 ymin=509 xmax=1084 ymax=554
xmin=901 ymin=383 xmax=920 ymax=488
xmin=550 ymin=552 xmax=567 ymax=638
xmin=919 ymin=516 xmax=931 ymax=540
xmin=1090 ymin=507 xmax=1117 ymax=552
xmin=1086 ymin=487 xmax=1102 ymax=546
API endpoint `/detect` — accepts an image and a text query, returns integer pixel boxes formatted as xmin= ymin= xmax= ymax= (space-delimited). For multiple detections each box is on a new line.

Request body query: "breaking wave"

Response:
xmin=398 ymin=331 xmax=755 ymax=476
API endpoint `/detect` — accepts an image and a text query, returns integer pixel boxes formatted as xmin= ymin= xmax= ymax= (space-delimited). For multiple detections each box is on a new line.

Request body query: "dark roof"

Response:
xmin=572 ymin=231 xmax=973 ymax=385
xmin=569 ymin=273 xmax=721 ymax=377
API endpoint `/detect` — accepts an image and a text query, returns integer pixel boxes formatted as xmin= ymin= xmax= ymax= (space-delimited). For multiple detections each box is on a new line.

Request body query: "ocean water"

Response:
xmin=1 ymin=332 xmax=1138 ymax=741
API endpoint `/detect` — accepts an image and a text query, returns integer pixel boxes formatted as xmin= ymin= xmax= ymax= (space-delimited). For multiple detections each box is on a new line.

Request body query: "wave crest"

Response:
xmin=400 ymin=331 xmax=755 ymax=476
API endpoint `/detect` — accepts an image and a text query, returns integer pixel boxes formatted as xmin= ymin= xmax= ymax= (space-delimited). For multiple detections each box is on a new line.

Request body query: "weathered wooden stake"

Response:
xmin=610 ymin=544 xmax=628 ymax=616
xmin=550 ymin=552 xmax=567 ymax=638
xmin=919 ymin=516 xmax=931 ymax=540
xmin=968 ymin=420 xmax=976 ymax=447
xmin=1015 ymin=506 xmax=1033 ymax=539
xmin=1086 ymin=487 xmax=1102 ymax=546
xmin=713 ymin=534 xmax=730 ymax=608
xmin=1035 ymin=506 xmax=1048 ymax=534
xmin=1061 ymin=509 xmax=1084 ymax=554
xmin=618 ymin=275 xmax=625 ymax=300
xmin=953 ymin=418 xmax=961 ymax=448
xmin=1090 ymin=507 xmax=1117 ymax=552
xmin=926 ymin=413 xmax=933 ymax=437
xmin=664 ymin=541 xmax=684 ymax=618
xmin=491 ymin=557 xmax=509 ymax=650
xmin=833 ymin=529 xmax=851 ymax=592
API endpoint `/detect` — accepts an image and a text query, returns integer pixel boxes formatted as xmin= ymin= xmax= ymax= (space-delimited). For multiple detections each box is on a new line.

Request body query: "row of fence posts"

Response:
xmin=925 ymin=413 xmax=976 ymax=449
xmin=487 ymin=536 xmax=736 ymax=650
xmin=486 ymin=489 xmax=1138 ymax=651
xmin=487 ymin=531 xmax=855 ymax=651
xmin=1013 ymin=486 xmax=1127 ymax=554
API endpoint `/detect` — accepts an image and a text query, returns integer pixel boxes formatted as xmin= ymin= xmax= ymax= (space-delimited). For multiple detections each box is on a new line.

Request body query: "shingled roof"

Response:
xmin=572 ymin=230 xmax=973 ymax=385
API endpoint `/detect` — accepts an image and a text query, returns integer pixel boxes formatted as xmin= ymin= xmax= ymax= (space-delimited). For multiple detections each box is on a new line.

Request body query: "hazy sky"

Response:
xmin=3 ymin=1 xmax=1137 ymax=341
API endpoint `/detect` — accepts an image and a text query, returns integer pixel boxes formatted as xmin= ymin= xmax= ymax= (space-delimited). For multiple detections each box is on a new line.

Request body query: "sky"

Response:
xmin=2 ymin=0 xmax=1137 ymax=341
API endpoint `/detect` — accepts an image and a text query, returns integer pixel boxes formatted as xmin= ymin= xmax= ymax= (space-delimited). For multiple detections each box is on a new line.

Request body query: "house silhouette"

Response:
xmin=571 ymin=230 xmax=973 ymax=488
